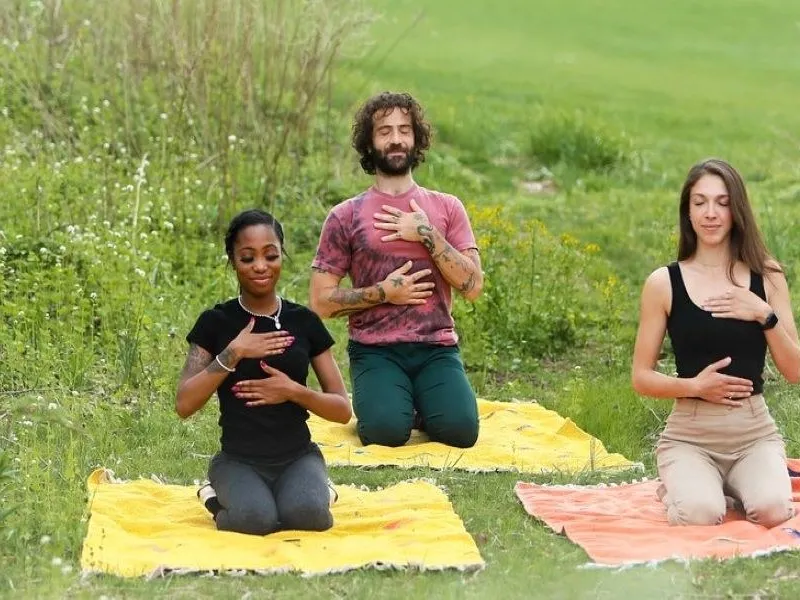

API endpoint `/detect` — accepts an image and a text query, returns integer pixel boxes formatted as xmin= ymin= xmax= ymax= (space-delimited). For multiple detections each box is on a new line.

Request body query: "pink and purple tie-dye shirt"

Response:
xmin=311 ymin=184 xmax=478 ymax=346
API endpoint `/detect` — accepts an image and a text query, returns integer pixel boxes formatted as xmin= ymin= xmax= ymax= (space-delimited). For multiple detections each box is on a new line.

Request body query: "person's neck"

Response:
xmin=239 ymin=291 xmax=280 ymax=315
xmin=373 ymin=172 xmax=415 ymax=196
xmin=691 ymin=246 xmax=731 ymax=270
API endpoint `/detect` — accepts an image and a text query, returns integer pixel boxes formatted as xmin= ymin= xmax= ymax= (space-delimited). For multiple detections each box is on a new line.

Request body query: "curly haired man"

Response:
xmin=310 ymin=91 xmax=483 ymax=448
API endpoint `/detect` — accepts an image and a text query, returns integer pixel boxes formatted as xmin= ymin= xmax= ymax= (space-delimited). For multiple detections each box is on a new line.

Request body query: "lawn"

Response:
xmin=2 ymin=0 xmax=800 ymax=597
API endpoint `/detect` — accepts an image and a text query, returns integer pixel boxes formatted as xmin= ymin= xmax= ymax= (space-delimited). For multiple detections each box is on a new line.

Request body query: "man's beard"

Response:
xmin=373 ymin=145 xmax=413 ymax=176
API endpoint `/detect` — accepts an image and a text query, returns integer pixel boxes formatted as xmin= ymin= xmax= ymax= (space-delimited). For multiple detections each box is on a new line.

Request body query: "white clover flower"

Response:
xmin=228 ymin=135 xmax=237 ymax=143
xmin=47 ymin=403 xmax=57 ymax=410
xmin=51 ymin=557 xmax=63 ymax=566
xmin=103 ymin=99 xmax=110 ymax=107
xmin=40 ymin=535 xmax=51 ymax=545
xmin=134 ymin=268 xmax=146 ymax=278
xmin=164 ymin=221 xmax=174 ymax=231
xmin=160 ymin=113 xmax=167 ymax=120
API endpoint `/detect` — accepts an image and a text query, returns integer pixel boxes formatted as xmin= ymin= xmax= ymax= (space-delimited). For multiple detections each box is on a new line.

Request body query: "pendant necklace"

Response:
xmin=238 ymin=295 xmax=282 ymax=329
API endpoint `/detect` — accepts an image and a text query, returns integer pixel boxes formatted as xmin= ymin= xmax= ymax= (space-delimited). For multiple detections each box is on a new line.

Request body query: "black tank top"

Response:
xmin=666 ymin=262 xmax=767 ymax=394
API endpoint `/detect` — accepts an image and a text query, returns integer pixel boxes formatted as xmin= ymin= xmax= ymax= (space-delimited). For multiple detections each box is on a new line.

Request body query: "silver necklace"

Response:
xmin=238 ymin=295 xmax=282 ymax=329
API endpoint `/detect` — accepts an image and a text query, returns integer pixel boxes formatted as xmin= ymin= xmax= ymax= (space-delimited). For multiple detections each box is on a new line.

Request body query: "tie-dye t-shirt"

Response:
xmin=311 ymin=184 xmax=478 ymax=346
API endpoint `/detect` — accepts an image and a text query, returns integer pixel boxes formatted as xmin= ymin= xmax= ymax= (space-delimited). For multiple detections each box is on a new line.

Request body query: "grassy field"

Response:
xmin=3 ymin=0 xmax=800 ymax=597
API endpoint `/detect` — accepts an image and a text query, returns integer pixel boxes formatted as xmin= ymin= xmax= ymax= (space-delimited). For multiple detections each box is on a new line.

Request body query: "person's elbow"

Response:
xmin=631 ymin=368 xmax=647 ymax=395
xmin=336 ymin=395 xmax=353 ymax=424
xmin=174 ymin=388 xmax=194 ymax=419
xmin=784 ymin=366 xmax=800 ymax=385
xmin=461 ymin=272 xmax=484 ymax=302
xmin=309 ymin=290 xmax=332 ymax=319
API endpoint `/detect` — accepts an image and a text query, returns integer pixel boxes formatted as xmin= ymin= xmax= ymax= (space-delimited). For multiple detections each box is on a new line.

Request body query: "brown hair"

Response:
xmin=351 ymin=91 xmax=432 ymax=175
xmin=678 ymin=158 xmax=780 ymax=282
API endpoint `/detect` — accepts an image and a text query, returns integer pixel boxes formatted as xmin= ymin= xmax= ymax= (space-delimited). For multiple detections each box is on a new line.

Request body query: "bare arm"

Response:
xmin=631 ymin=268 xmax=697 ymax=398
xmin=175 ymin=344 xmax=234 ymax=418
xmin=419 ymin=226 xmax=483 ymax=301
xmin=309 ymin=268 xmax=387 ymax=319
xmin=763 ymin=270 xmax=800 ymax=383
xmin=291 ymin=350 xmax=352 ymax=423
xmin=309 ymin=264 xmax=435 ymax=319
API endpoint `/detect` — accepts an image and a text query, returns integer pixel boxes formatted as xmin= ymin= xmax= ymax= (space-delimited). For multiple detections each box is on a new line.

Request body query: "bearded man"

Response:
xmin=310 ymin=92 xmax=483 ymax=448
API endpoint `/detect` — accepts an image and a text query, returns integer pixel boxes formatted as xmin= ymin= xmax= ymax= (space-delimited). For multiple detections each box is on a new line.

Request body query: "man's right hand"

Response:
xmin=380 ymin=261 xmax=435 ymax=305
xmin=227 ymin=318 xmax=294 ymax=362
xmin=691 ymin=357 xmax=754 ymax=406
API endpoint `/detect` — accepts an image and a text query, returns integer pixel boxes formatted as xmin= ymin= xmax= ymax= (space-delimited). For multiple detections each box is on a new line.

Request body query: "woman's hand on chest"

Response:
xmin=231 ymin=361 xmax=301 ymax=407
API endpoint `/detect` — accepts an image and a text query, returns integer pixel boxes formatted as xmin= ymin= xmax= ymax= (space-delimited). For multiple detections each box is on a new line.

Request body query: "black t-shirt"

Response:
xmin=186 ymin=297 xmax=335 ymax=460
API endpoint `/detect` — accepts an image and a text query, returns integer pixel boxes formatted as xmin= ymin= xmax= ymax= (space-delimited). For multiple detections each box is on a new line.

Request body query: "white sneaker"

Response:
xmin=327 ymin=479 xmax=338 ymax=506
xmin=197 ymin=482 xmax=217 ymax=504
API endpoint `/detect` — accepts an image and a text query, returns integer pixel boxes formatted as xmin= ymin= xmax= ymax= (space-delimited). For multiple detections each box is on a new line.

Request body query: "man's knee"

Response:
xmin=426 ymin=415 xmax=479 ymax=449
xmin=667 ymin=496 xmax=726 ymax=526
xmin=358 ymin=419 xmax=412 ymax=447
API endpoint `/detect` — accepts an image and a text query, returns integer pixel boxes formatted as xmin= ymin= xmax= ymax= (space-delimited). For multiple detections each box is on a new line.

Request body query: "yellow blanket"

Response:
xmin=311 ymin=399 xmax=638 ymax=473
xmin=80 ymin=469 xmax=484 ymax=578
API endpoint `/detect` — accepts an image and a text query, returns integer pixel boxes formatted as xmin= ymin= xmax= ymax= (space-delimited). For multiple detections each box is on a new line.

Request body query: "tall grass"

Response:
xmin=0 ymin=0 xmax=372 ymax=224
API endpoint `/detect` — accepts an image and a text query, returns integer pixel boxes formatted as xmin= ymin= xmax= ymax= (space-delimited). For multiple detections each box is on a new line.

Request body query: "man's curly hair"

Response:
xmin=352 ymin=92 xmax=432 ymax=175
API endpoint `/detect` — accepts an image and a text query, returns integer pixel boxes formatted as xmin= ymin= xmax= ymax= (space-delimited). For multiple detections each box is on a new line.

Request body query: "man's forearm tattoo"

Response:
xmin=431 ymin=240 xmax=478 ymax=293
xmin=459 ymin=271 xmax=476 ymax=293
xmin=434 ymin=245 xmax=453 ymax=263
xmin=327 ymin=283 xmax=386 ymax=316
xmin=331 ymin=288 xmax=368 ymax=305
xmin=418 ymin=224 xmax=435 ymax=254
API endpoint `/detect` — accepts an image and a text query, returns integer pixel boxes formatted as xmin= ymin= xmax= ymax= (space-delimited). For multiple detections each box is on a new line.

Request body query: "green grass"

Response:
xmin=3 ymin=0 xmax=800 ymax=597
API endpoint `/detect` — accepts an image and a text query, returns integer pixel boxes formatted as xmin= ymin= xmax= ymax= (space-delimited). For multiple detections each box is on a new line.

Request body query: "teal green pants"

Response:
xmin=348 ymin=341 xmax=479 ymax=448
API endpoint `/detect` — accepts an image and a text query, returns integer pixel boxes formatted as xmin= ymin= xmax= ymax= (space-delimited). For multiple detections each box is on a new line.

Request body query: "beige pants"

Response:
xmin=656 ymin=394 xmax=794 ymax=527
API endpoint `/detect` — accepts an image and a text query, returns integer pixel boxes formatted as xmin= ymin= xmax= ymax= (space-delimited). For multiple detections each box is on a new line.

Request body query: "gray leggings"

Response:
xmin=208 ymin=443 xmax=333 ymax=536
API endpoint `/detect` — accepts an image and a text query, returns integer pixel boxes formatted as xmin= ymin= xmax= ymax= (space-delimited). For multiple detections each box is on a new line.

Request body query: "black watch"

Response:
xmin=761 ymin=311 xmax=779 ymax=330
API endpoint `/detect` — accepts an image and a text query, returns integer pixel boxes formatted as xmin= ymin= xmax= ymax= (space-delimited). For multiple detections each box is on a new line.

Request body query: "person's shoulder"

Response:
xmin=643 ymin=266 xmax=671 ymax=294
xmin=196 ymin=298 xmax=238 ymax=321
xmin=762 ymin=258 xmax=789 ymax=292
xmin=418 ymin=185 xmax=461 ymax=205
xmin=328 ymin=190 xmax=371 ymax=216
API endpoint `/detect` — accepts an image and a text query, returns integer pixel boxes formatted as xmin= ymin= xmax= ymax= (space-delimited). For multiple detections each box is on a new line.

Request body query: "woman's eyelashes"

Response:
xmin=239 ymin=254 xmax=280 ymax=264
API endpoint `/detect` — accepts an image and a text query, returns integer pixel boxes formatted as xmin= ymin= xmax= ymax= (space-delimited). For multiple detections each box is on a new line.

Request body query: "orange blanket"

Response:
xmin=515 ymin=459 xmax=800 ymax=566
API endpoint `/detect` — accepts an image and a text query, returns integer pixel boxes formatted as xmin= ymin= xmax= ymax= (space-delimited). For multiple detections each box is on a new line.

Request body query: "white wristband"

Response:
xmin=215 ymin=355 xmax=235 ymax=373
